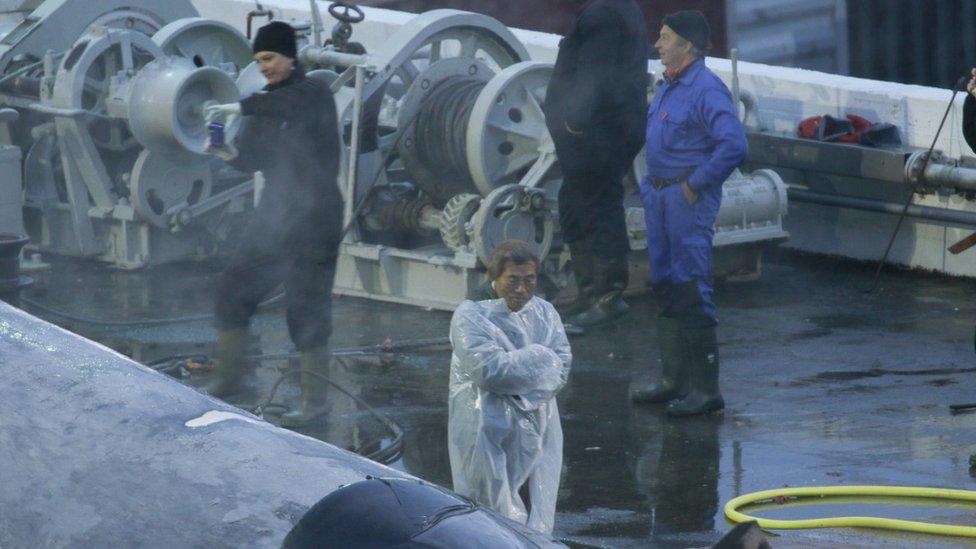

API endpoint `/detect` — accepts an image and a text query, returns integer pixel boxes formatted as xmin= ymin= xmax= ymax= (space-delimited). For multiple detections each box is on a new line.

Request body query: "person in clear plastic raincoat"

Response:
xmin=448 ymin=240 xmax=572 ymax=534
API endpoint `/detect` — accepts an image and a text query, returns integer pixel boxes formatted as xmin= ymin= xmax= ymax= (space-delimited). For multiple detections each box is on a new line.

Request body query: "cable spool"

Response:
xmin=126 ymin=56 xmax=240 ymax=162
xmin=396 ymin=58 xmax=493 ymax=206
xmin=411 ymin=76 xmax=486 ymax=199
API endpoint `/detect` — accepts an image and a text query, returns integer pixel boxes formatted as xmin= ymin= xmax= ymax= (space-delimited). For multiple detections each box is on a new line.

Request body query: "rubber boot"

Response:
xmin=667 ymin=326 xmax=725 ymax=416
xmin=204 ymin=328 xmax=249 ymax=398
xmin=564 ymin=256 xmax=629 ymax=328
xmin=280 ymin=346 xmax=330 ymax=428
xmin=559 ymin=242 xmax=595 ymax=318
xmin=631 ymin=316 xmax=688 ymax=403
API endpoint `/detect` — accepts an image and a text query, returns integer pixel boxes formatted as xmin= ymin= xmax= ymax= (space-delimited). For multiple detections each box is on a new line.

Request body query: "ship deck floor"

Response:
xmin=21 ymin=248 xmax=976 ymax=548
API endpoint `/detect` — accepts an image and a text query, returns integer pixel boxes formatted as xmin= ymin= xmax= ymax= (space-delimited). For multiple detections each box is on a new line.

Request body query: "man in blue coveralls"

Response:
xmin=630 ymin=11 xmax=747 ymax=416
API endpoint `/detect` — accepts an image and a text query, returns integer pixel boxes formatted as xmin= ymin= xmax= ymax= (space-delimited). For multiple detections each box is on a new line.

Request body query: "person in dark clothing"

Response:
xmin=964 ymin=67 xmax=976 ymax=153
xmin=544 ymin=0 xmax=650 ymax=328
xmin=203 ymin=22 xmax=343 ymax=427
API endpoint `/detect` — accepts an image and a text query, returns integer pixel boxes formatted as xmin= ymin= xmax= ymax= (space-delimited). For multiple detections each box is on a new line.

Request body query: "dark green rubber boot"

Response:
xmin=667 ymin=326 xmax=725 ymax=417
xmin=280 ymin=347 xmax=330 ymax=428
xmin=564 ymin=256 xmax=629 ymax=328
xmin=560 ymin=242 xmax=596 ymax=318
xmin=204 ymin=328 xmax=249 ymax=398
xmin=631 ymin=316 xmax=688 ymax=403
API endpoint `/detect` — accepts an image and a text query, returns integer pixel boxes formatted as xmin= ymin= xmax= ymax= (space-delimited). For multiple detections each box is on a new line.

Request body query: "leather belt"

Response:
xmin=650 ymin=175 xmax=686 ymax=190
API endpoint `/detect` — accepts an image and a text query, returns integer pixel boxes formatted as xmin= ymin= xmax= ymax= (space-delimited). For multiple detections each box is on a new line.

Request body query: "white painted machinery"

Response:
xmin=0 ymin=0 xmax=790 ymax=308
xmin=282 ymin=6 xmax=789 ymax=308
xmin=0 ymin=0 xmax=254 ymax=267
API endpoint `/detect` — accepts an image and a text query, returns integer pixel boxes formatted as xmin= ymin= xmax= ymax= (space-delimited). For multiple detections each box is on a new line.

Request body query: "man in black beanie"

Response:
xmin=204 ymin=21 xmax=343 ymax=427
xmin=631 ymin=11 xmax=746 ymax=416
xmin=544 ymin=0 xmax=650 ymax=330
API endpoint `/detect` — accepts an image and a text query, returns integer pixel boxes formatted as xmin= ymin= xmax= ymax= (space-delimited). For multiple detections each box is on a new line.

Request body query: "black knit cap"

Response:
xmin=252 ymin=21 xmax=297 ymax=59
xmin=663 ymin=10 xmax=710 ymax=53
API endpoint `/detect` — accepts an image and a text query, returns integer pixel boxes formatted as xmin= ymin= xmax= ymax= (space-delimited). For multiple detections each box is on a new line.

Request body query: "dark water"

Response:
xmin=19 ymin=249 xmax=976 ymax=547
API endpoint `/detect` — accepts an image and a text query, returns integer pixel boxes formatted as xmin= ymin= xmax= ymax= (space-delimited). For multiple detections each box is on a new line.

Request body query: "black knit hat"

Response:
xmin=253 ymin=21 xmax=297 ymax=59
xmin=663 ymin=10 xmax=710 ymax=53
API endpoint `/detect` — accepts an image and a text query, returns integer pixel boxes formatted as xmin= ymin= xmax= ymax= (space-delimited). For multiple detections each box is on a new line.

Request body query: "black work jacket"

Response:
xmin=544 ymin=0 xmax=650 ymax=163
xmin=231 ymin=66 xmax=343 ymax=255
xmin=964 ymin=94 xmax=976 ymax=154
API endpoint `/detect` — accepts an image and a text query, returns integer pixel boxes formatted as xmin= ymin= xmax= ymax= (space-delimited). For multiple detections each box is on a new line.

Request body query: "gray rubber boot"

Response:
xmin=280 ymin=346 xmax=330 ymax=428
xmin=667 ymin=326 xmax=725 ymax=417
xmin=204 ymin=328 xmax=249 ymax=398
xmin=631 ymin=316 xmax=688 ymax=403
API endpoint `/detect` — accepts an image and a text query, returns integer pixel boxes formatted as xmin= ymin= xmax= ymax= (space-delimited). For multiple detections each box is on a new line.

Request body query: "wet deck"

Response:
xmin=18 ymin=249 xmax=976 ymax=548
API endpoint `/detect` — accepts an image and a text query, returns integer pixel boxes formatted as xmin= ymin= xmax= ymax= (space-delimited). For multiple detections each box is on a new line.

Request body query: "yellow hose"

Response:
xmin=724 ymin=485 xmax=976 ymax=538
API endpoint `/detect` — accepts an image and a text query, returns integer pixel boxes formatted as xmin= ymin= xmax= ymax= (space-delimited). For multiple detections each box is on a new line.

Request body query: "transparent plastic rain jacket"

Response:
xmin=448 ymin=296 xmax=572 ymax=534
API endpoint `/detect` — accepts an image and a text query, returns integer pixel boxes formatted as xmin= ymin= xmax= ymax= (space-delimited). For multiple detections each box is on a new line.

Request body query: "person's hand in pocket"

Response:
xmin=681 ymin=180 xmax=698 ymax=205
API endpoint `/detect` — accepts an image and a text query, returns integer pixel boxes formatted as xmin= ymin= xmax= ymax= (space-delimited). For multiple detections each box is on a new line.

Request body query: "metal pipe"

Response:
xmin=43 ymin=49 xmax=56 ymax=77
xmin=0 ymin=75 xmax=40 ymax=97
xmin=789 ymin=188 xmax=976 ymax=227
xmin=730 ymin=47 xmax=740 ymax=120
xmin=300 ymin=46 xmax=369 ymax=68
xmin=738 ymin=89 xmax=761 ymax=129
xmin=309 ymin=0 xmax=323 ymax=47
xmin=417 ymin=204 xmax=442 ymax=233
xmin=27 ymin=103 xmax=108 ymax=118
xmin=171 ymin=180 xmax=256 ymax=230
xmin=344 ymin=64 xmax=365 ymax=237
xmin=0 ymin=59 xmax=43 ymax=87
xmin=0 ymin=49 xmax=64 ymax=93
xmin=246 ymin=6 xmax=274 ymax=40
xmin=923 ymin=162 xmax=976 ymax=192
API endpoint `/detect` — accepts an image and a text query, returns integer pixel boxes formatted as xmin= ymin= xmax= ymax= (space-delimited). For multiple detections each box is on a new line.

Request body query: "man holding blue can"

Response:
xmin=203 ymin=21 xmax=343 ymax=427
xmin=207 ymin=121 xmax=226 ymax=148
xmin=630 ymin=11 xmax=746 ymax=416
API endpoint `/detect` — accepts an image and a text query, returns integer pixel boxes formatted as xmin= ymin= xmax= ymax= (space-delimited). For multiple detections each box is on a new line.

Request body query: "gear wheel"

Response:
xmin=439 ymin=193 xmax=482 ymax=251
xmin=469 ymin=184 xmax=554 ymax=266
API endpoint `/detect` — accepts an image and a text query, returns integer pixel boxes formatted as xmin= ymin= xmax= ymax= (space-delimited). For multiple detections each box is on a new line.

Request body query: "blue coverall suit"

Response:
xmin=642 ymin=58 xmax=747 ymax=326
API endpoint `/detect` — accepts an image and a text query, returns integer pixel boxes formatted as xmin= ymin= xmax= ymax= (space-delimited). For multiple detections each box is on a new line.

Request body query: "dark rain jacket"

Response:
xmin=544 ymin=0 xmax=650 ymax=169
xmin=230 ymin=66 xmax=343 ymax=258
xmin=964 ymin=94 xmax=976 ymax=154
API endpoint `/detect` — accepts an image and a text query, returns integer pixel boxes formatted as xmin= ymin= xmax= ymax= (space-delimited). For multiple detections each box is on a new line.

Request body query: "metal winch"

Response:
xmin=0 ymin=1 xmax=792 ymax=309
xmin=0 ymin=1 xmax=254 ymax=267
xmin=625 ymin=168 xmax=789 ymax=251
xmin=291 ymin=9 xmax=561 ymax=265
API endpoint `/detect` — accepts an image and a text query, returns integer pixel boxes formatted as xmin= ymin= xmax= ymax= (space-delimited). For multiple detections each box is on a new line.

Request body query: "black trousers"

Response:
xmin=214 ymin=205 xmax=340 ymax=352
xmin=555 ymin=140 xmax=633 ymax=264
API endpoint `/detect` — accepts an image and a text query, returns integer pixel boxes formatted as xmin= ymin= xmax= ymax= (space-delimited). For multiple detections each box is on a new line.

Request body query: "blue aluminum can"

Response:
xmin=208 ymin=122 xmax=225 ymax=148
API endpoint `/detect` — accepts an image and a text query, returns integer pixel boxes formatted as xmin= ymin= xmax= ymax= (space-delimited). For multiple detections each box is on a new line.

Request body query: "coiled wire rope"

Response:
xmin=412 ymin=76 xmax=486 ymax=194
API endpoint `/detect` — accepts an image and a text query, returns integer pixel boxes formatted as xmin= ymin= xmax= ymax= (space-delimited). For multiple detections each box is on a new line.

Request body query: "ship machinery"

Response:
xmin=0 ymin=0 xmax=793 ymax=309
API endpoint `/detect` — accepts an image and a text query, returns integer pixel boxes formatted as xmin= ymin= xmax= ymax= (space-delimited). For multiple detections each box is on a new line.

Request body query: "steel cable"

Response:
xmin=149 ymin=337 xmax=450 ymax=463
xmin=413 ymin=76 xmax=486 ymax=193
xmin=858 ymin=76 xmax=967 ymax=293
xmin=340 ymin=75 xmax=486 ymax=239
